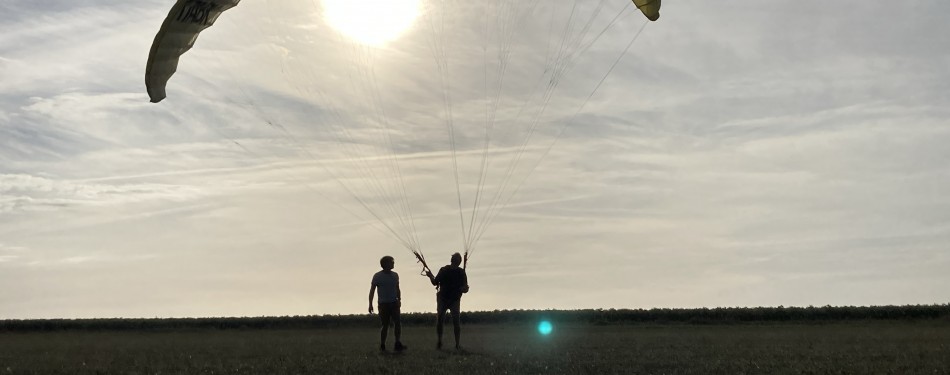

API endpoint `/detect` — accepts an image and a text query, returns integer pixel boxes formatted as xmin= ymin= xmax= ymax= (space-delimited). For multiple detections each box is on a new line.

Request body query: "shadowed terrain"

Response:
xmin=2 ymin=314 xmax=948 ymax=374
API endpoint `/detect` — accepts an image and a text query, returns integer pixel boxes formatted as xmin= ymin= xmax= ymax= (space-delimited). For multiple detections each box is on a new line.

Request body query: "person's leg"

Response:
xmin=436 ymin=296 xmax=446 ymax=349
xmin=379 ymin=303 xmax=392 ymax=350
xmin=393 ymin=303 xmax=404 ymax=350
xmin=450 ymin=299 xmax=461 ymax=349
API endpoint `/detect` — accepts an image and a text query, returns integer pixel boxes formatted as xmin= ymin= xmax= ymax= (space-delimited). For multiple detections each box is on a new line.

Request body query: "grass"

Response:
xmin=1 ymin=321 xmax=948 ymax=374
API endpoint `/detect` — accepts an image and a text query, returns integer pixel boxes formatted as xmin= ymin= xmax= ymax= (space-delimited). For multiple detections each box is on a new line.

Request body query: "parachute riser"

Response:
xmin=413 ymin=251 xmax=433 ymax=277
xmin=413 ymin=251 xmax=440 ymax=290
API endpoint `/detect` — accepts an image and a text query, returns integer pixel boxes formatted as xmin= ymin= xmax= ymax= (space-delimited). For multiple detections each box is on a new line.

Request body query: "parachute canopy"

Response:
xmin=142 ymin=1 xmax=662 ymax=269
xmin=145 ymin=0 xmax=659 ymax=103
xmin=145 ymin=0 xmax=241 ymax=103
xmin=633 ymin=0 xmax=660 ymax=21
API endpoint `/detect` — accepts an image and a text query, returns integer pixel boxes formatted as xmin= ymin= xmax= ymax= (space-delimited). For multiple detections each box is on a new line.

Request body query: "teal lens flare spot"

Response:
xmin=538 ymin=320 xmax=553 ymax=336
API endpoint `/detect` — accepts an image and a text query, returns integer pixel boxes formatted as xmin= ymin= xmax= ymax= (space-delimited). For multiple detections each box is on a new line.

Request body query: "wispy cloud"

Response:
xmin=0 ymin=173 xmax=205 ymax=212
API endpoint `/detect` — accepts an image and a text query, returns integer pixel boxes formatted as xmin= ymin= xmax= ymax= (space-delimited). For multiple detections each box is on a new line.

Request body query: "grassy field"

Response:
xmin=1 ymin=321 xmax=948 ymax=374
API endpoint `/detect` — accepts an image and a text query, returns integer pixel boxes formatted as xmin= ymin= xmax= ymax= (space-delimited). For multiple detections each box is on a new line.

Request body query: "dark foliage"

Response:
xmin=2 ymin=304 xmax=948 ymax=332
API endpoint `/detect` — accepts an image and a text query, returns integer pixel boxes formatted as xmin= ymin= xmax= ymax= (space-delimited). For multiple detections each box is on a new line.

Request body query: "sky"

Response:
xmin=1 ymin=0 xmax=949 ymax=319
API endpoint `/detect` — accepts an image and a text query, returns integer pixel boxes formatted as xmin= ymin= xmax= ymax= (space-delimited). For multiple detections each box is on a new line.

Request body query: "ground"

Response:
xmin=1 ymin=321 xmax=948 ymax=374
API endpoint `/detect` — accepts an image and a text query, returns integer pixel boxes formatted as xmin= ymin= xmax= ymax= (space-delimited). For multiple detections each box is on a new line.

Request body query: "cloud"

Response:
xmin=0 ymin=172 xmax=207 ymax=214
xmin=0 ymin=243 xmax=28 ymax=263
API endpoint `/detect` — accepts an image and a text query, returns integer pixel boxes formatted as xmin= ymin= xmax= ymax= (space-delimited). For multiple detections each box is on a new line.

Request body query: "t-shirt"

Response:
xmin=371 ymin=270 xmax=400 ymax=304
xmin=434 ymin=265 xmax=467 ymax=301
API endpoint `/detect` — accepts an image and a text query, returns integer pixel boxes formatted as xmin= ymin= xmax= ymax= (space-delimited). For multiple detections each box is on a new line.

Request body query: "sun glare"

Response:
xmin=322 ymin=0 xmax=421 ymax=46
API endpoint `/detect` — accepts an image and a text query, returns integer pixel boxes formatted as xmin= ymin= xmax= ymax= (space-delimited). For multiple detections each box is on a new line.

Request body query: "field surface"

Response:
xmin=1 ymin=321 xmax=948 ymax=374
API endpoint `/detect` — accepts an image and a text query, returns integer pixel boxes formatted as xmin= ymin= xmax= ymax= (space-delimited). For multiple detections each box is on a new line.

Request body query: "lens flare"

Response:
xmin=537 ymin=320 xmax=553 ymax=336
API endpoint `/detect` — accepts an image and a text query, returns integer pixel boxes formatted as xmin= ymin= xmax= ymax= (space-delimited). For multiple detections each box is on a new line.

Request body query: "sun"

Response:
xmin=322 ymin=0 xmax=421 ymax=46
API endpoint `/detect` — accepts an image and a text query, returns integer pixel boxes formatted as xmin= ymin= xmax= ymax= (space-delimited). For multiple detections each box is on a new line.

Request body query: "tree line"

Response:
xmin=2 ymin=304 xmax=948 ymax=332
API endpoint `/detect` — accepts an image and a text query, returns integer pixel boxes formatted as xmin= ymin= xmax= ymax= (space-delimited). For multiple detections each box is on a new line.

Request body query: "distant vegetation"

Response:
xmin=2 ymin=304 xmax=948 ymax=332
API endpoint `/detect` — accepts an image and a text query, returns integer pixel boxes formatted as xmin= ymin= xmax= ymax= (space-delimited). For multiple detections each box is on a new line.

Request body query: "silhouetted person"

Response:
xmin=369 ymin=255 xmax=405 ymax=352
xmin=426 ymin=252 xmax=469 ymax=350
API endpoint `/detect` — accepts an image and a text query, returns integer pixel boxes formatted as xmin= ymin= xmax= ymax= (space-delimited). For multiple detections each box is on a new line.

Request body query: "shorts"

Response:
xmin=436 ymin=294 xmax=461 ymax=315
xmin=378 ymin=301 xmax=401 ymax=325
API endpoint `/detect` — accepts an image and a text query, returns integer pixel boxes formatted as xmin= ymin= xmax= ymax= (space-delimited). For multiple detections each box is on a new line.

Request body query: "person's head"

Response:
xmin=380 ymin=256 xmax=395 ymax=271
xmin=450 ymin=252 xmax=462 ymax=267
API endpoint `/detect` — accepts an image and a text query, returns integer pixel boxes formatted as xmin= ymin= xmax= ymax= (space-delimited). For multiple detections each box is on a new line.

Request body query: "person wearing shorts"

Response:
xmin=369 ymin=255 xmax=405 ymax=351
xmin=426 ymin=252 xmax=469 ymax=350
